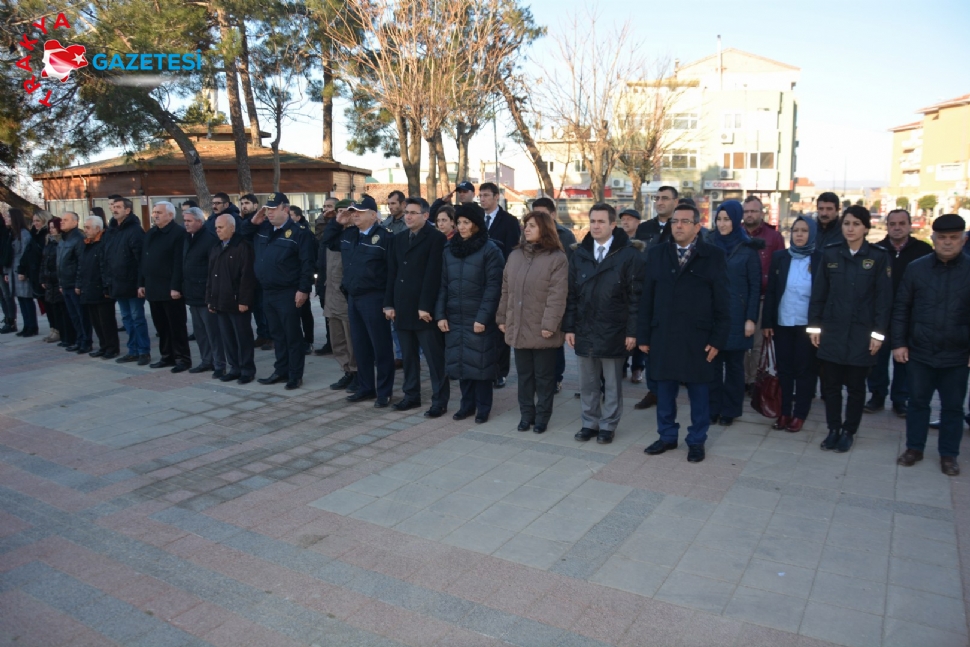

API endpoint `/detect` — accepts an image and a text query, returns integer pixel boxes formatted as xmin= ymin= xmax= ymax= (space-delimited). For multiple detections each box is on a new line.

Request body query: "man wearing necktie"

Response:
xmin=638 ymin=203 xmax=731 ymax=463
xmin=563 ymin=203 xmax=645 ymax=445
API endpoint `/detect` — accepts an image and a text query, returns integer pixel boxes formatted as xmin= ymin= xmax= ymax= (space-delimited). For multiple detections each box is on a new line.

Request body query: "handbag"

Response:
xmin=751 ymin=339 xmax=782 ymax=419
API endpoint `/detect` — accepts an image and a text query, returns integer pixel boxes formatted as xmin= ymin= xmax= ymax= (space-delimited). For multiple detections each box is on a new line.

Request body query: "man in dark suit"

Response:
xmin=635 ymin=185 xmax=678 ymax=249
xmin=181 ymin=207 xmax=222 ymax=376
xmin=479 ymin=181 xmax=520 ymax=387
xmin=384 ymin=198 xmax=449 ymax=416
xmin=138 ymin=201 xmax=191 ymax=372
xmin=638 ymin=203 xmax=731 ymax=463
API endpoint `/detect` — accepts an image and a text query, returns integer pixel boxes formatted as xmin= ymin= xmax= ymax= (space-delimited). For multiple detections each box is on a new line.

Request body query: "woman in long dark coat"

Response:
xmin=808 ymin=206 xmax=892 ymax=453
xmin=6 ymin=209 xmax=38 ymax=336
xmin=707 ymin=200 xmax=762 ymax=426
xmin=436 ymin=203 xmax=505 ymax=423
xmin=39 ymin=217 xmax=75 ymax=345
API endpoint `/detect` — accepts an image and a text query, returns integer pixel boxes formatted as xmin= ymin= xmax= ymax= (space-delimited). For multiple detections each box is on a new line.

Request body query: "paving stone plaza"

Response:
xmin=1 ymin=305 xmax=968 ymax=647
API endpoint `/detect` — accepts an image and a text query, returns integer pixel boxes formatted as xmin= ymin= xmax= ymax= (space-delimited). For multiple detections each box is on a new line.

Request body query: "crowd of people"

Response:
xmin=2 ymin=184 xmax=969 ymax=474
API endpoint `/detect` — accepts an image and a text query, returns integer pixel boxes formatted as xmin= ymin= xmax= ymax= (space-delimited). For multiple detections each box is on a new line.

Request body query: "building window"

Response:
xmin=748 ymin=152 xmax=775 ymax=169
xmin=573 ymin=159 xmax=587 ymax=173
xmin=546 ymin=161 xmax=555 ymax=173
xmin=723 ymin=113 xmax=742 ymax=129
xmin=662 ymin=149 xmax=698 ymax=169
xmin=723 ymin=152 xmax=746 ymax=169
xmin=664 ymin=113 xmax=698 ymax=130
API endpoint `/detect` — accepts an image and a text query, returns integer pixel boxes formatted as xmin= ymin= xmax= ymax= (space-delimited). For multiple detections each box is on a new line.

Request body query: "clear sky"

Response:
xmin=104 ymin=0 xmax=970 ymax=190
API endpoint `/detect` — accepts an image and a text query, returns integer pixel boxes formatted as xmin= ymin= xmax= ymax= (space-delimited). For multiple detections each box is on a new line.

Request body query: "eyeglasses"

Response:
xmin=212 ymin=201 xmax=225 ymax=206
xmin=404 ymin=210 xmax=423 ymax=216
xmin=669 ymin=218 xmax=697 ymax=226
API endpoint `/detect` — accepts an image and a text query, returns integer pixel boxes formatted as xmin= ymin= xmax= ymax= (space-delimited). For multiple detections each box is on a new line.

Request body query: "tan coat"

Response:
xmin=497 ymin=244 xmax=568 ymax=349
xmin=323 ymin=247 xmax=348 ymax=319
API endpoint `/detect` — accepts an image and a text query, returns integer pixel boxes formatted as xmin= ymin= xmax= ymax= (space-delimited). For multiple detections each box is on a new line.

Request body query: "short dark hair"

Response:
xmin=290 ymin=206 xmax=303 ymax=218
xmin=91 ymin=206 xmax=106 ymax=225
xmin=743 ymin=195 xmax=763 ymax=206
xmin=886 ymin=208 xmax=911 ymax=223
xmin=182 ymin=199 xmax=198 ymax=209
xmin=437 ymin=205 xmax=456 ymax=222
xmin=843 ymin=205 xmax=871 ymax=229
xmin=213 ymin=192 xmax=231 ymax=203
xmin=109 ymin=195 xmax=133 ymax=212
xmin=658 ymin=185 xmax=679 ymax=199
xmin=241 ymin=193 xmax=258 ymax=204
xmin=388 ymin=190 xmax=406 ymax=203
xmin=404 ymin=197 xmax=429 ymax=213
xmin=479 ymin=182 xmax=499 ymax=195
xmin=589 ymin=202 xmax=616 ymax=223
xmin=817 ymin=192 xmax=840 ymax=209
xmin=531 ymin=197 xmax=556 ymax=213
xmin=673 ymin=203 xmax=700 ymax=223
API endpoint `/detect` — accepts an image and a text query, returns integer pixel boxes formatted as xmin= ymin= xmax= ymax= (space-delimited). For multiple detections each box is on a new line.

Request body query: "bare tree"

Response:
xmin=237 ymin=24 xmax=264 ymax=149
xmin=216 ymin=8 xmax=254 ymax=193
xmin=614 ymin=60 xmax=685 ymax=212
xmin=538 ymin=5 xmax=645 ymax=202
xmin=499 ymin=74 xmax=555 ymax=198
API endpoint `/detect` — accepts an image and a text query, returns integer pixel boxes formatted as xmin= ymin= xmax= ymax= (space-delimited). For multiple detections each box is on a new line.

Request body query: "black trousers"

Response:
xmin=497 ymin=338 xmax=511 ymax=379
xmin=49 ymin=301 xmax=75 ymax=344
xmin=709 ymin=349 xmax=746 ymax=419
xmin=299 ymin=299 xmax=314 ymax=344
xmin=348 ymin=293 xmax=395 ymax=398
xmin=459 ymin=379 xmax=493 ymax=417
xmin=514 ymin=347 xmax=558 ymax=425
xmin=398 ymin=326 xmax=450 ymax=408
xmin=774 ymin=326 xmax=817 ymax=420
xmin=264 ymin=288 xmax=305 ymax=380
xmin=148 ymin=299 xmax=191 ymax=365
xmin=820 ymin=361 xmax=869 ymax=434
xmin=218 ymin=309 xmax=256 ymax=377
xmin=85 ymin=301 xmax=119 ymax=354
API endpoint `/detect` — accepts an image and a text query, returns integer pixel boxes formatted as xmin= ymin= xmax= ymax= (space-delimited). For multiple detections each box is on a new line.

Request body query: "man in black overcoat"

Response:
xmin=638 ymin=203 xmax=731 ymax=463
xmin=181 ymin=207 xmax=223 ymax=376
xmin=139 ymin=201 xmax=191 ymax=372
xmin=383 ymin=197 xmax=449 ymax=416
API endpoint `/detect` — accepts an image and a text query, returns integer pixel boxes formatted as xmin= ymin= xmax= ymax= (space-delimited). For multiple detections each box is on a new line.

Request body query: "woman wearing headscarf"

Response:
xmin=708 ymin=200 xmax=762 ymax=426
xmin=436 ymin=203 xmax=504 ymax=423
xmin=762 ymin=216 xmax=822 ymax=432
xmin=808 ymin=206 xmax=892 ymax=453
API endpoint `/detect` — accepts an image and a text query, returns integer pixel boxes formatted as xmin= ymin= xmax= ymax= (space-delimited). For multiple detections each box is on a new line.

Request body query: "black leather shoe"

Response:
xmin=424 ymin=406 xmax=446 ymax=418
xmin=137 ymin=354 xmax=151 ymax=366
xmin=374 ymin=397 xmax=390 ymax=408
xmin=188 ymin=364 xmax=213 ymax=374
xmin=709 ymin=413 xmax=719 ymax=424
xmin=687 ymin=445 xmax=706 ymax=463
xmin=452 ymin=409 xmax=474 ymax=421
xmin=892 ymin=403 xmax=907 ymax=418
xmin=345 ymin=376 xmax=359 ymax=393
xmin=347 ymin=391 xmax=377 ymax=403
xmin=533 ymin=423 xmax=547 ymax=434
xmin=212 ymin=368 xmax=225 ymax=379
xmin=260 ymin=341 xmax=274 ymax=351
xmin=930 ymin=419 xmax=941 ymax=429
xmin=392 ymin=399 xmax=421 ymax=411
xmin=596 ymin=430 xmax=614 ymax=444
xmin=863 ymin=398 xmax=884 ymax=413
xmin=574 ymin=427 xmax=598 ymax=442
xmin=313 ymin=344 xmax=333 ymax=356
xmin=88 ymin=349 xmax=106 ymax=358
xmin=237 ymin=376 xmax=253 ymax=385
xmin=820 ymin=429 xmax=841 ymax=451
xmin=330 ymin=372 xmax=354 ymax=390
xmin=644 ymin=440 xmax=678 ymax=455
xmin=76 ymin=346 xmax=92 ymax=354
xmin=116 ymin=354 xmax=138 ymax=363
xmin=150 ymin=360 xmax=175 ymax=369
xmin=834 ymin=431 xmax=854 ymax=453
xmin=719 ymin=416 xmax=734 ymax=426
xmin=101 ymin=351 xmax=119 ymax=360
xmin=494 ymin=377 xmax=506 ymax=388
xmin=57 ymin=341 xmax=69 ymax=347
xmin=170 ymin=364 xmax=190 ymax=374
xmin=517 ymin=419 xmax=534 ymax=432
xmin=475 ymin=414 xmax=489 ymax=424
xmin=219 ymin=372 xmax=241 ymax=382
xmin=257 ymin=373 xmax=285 ymax=385
xmin=285 ymin=379 xmax=302 ymax=390
xmin=65 ymin=345 xmax=79 ymax=352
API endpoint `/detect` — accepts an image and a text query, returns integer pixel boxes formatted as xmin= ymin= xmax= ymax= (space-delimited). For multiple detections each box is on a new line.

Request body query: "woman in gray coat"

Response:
xmin=497 ymin=211 xmax=568 ymax=434
xmin=3 ymin=209 xmax=38 ymax=336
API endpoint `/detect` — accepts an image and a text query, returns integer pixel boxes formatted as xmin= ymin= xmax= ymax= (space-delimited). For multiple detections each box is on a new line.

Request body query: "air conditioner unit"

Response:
xmin=709 ymin=191 xmax=722 ymax=201
xmin=719 ymin=170 xmax=734 ymax=180
xmin=681 ymin=181 xmax=694 ymax=189
xmin=611 ymin=179 xmax=624 ymax=188
xmin=720 ymin=132 xmax=734 ymax=144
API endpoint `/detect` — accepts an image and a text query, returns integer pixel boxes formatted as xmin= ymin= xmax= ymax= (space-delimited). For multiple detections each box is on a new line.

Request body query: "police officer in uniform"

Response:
xmin=323 ymin=195 xmax=396 ymax=407
xmin=250 ymin=193 xmax=315 ymax=390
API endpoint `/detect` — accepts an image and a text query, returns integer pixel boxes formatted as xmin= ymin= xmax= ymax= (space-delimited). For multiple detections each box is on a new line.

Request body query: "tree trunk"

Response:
xmin=237 ymin=23 xmax=263 ymax=149
xmin=631 ymin=171 xmax=644 ymax=212
xmin=434 ymin=130 xmax=450 ymax=195
xmin=395 ymin=114 xmax=421 ymax=197
xmin=454 ymin=120 xmax=479 ymax=183
xmin=218 ymin=11 xmax=253 ymax=194
xmin=425 ymin=137 xmax=438 ymax=202
xmin=0 ymin=184 xmax=40 ymax=214
xmin=137 ymin=93 xmax=212 ymax=212
xmin=321 ymin=50 xmax=335 ymax=161
xmin=272 ymin=106 xmax=283 ymax=192
xmin=498 ymin=77 xmax=555 ymax=198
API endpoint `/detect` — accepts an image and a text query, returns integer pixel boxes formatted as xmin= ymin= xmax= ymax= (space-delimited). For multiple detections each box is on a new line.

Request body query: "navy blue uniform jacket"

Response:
xmin=252 ymin=219 xmax=315 ymax=293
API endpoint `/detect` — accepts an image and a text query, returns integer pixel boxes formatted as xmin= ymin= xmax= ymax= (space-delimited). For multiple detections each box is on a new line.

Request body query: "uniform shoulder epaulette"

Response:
xmin=869 ymin=243 xmax=889 ymax=253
